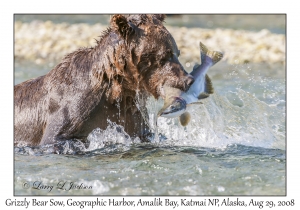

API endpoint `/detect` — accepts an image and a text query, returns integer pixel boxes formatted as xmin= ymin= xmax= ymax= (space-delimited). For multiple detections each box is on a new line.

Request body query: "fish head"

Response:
xmin=158 ymin=96 xmax=187 ymax=118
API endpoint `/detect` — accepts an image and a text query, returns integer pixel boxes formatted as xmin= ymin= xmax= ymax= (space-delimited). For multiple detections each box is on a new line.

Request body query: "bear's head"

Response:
xmin=108 ymin=14 xmax=194 ymax=99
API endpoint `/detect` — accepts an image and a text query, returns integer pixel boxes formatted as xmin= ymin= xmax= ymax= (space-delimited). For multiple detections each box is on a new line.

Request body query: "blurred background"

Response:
xmin=14 ymin=14 xmax=286 ymax=84
xmin=14 ymin=14 xmax=285 ymax=33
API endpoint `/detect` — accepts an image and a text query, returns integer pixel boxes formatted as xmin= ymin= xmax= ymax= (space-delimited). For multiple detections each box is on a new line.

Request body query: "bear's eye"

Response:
xmin=159 ymin=56 xmax=170 ymax=66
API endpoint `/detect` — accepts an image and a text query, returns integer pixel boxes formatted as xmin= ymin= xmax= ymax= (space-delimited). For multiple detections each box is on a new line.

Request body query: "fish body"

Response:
xmin=181 ymin=42 xmax=222 ymax=103
xmin=158 ymin=42 xmax=223 ymax=124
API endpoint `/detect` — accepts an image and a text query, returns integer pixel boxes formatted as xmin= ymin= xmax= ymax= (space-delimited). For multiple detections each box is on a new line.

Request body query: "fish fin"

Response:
xmin=179 ymin=112 xmax=191 ymax=126
xmin=200 ymin=42 xmax=223 ymax=65
xmin=205 ymin=74 xmax=214 ymax=94
xmin=198 ymin=92 xmax=210 ymax=100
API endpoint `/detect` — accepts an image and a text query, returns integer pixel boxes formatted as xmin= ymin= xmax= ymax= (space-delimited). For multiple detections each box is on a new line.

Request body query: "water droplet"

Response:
xmin=217 ymin=186 xmax=225 ymax=192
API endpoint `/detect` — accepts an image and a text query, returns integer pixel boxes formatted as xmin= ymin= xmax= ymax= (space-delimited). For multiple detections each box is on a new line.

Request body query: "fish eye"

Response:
xmin=170 ymin=105 xmax=175 ymax=109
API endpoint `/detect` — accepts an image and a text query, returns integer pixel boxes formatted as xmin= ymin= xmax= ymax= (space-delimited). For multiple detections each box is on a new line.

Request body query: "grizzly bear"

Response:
xmin=14 ymin=14 xmax=194 ymax=146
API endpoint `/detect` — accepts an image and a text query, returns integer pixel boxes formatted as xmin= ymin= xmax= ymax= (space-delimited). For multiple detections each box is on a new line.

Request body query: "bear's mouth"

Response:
xmin=157 ymin=83 xmax=166 ymax=99
xmin=153 ymin=74 xmax=193 ymax=99
xmin=157 ymin=81 xmax=183 ymax=101
xmin=157 ymin=80 xmax=174 ymax=99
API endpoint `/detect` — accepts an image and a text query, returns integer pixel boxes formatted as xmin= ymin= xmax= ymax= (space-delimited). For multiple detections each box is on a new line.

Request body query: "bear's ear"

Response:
xmin=154 ymin=14 xmax=166 ymax=22
xmin=111 ymin=14 xmax=137 ymax=39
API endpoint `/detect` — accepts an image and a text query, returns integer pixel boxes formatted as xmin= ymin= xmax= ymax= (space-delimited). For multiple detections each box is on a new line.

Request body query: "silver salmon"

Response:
xmin=158 ymin=42 xmax=223 ymax=126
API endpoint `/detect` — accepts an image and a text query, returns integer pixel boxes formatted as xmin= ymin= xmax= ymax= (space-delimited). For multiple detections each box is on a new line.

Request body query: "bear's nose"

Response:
xmin=185 ymin=75 xmax=194 ymax=87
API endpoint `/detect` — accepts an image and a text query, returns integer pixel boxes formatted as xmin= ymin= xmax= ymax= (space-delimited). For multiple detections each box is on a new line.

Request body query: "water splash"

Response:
xmin=86 ymin=120 xmax=141 ymax=151
xmin=14 ymin=85 xmax=285 ymax=156
xmin=149 ymin=89 xmax=285 ymax=150
xmin=14 ymin=139 xmax=87 ymax=155
xmin=15 ymin=120 xmax=141 ymax=156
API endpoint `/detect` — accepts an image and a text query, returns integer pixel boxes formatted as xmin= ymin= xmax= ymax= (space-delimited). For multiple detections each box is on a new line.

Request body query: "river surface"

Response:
xmin=14 ymin=15 xmax=286 ymax=195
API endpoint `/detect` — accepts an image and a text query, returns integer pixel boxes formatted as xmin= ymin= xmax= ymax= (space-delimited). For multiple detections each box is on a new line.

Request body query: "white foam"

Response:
xmin=86 ymin=120 xmax=141 ymax=151
xmin=146 ymin=89 xmax=285 ymax=150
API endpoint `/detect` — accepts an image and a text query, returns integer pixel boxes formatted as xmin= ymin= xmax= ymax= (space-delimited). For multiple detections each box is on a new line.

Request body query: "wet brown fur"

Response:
xmin=14 ymin=14 xmax=194 ymax=146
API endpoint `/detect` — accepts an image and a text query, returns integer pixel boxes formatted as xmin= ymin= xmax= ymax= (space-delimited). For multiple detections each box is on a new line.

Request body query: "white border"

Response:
xmin=2 ymin=0 xmax=299 ymax=209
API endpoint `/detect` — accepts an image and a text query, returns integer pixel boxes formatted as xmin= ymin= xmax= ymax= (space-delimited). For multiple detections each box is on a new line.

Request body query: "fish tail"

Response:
xmin=200 ymin=42 xmax=223 ymax=65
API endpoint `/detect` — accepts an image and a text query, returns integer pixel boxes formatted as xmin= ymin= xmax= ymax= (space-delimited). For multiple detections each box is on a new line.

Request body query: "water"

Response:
xmin=15 ymin=144 xmax=285 ymax=195
xmin=14 ymin=61 xmax=286 ymax=195
xmin=14 ymin=16 xmax=286 ymax=196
